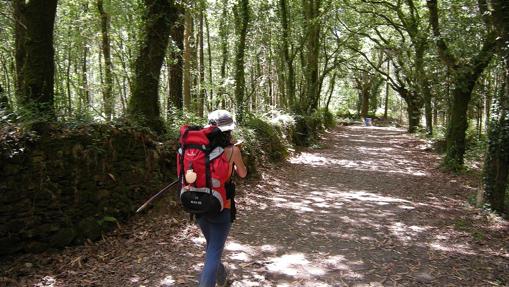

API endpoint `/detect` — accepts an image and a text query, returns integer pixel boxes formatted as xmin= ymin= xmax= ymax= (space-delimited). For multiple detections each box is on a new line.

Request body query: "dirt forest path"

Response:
xmin=1 ymin=125 xmax=508 ymax=287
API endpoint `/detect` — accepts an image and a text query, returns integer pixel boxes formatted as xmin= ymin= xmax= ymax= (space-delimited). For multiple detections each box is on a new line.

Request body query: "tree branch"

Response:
xmin=426 ymin=0 xmax=457 ymax=69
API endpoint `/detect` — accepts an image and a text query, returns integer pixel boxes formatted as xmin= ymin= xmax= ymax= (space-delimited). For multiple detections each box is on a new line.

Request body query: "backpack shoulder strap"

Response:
xmin=227 ymin=146 xmax=234 ymax=163
xmin=209 ymin=146 xmax=224 ymax=160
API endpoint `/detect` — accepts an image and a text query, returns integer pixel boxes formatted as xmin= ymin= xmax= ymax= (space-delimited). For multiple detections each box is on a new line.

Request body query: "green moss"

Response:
xmin=0 ymin=237 xmax=23 ymax=255
xmin=78 ymin=217 xmax=102 ymax=241
xmin=50 ymin=227 xmax=76 ymax=248
xmin=244 ymin=117 xmax=288 ymax=162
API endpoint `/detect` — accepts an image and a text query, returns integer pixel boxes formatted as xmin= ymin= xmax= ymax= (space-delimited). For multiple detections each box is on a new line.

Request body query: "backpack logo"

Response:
xmin=186 ymin=150 xmax=198 ymax=157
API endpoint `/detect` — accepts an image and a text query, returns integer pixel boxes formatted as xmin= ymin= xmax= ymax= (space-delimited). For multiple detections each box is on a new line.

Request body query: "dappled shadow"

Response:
xmin=221 ymin=125 xmax=509 ymax=286
xmin=1 ymin=125 xmax=507 ymax=286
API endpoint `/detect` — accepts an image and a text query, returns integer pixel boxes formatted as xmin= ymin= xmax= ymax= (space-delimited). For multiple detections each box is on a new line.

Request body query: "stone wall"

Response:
xmin=0 ymin=124 xmax=176 ymax=256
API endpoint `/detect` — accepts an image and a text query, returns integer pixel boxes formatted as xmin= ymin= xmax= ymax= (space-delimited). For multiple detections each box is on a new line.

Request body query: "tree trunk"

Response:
xmin=279 ymin=0 xmax=295 ymax=110
xmin=414 ymin=43 xmax=432 ymax=135
xmin=325 ymin=72 xmax=336 ymax=110
xmin=205 ymin=14 xmax=213 ymax=109
xmin=14 ymin=0 xmax=58 ymax=120
xmin=476 ymin=101 xmax=483 ymax=138
xmin=198 ymin=6 xmax=205 ymax=117
xmin=483 ymin=0 xmax=509 ymax=214
xmin=267 ymin=28 xmax=274 ymax=107
xmin=395 ymin=86 xmax=421 ymax=133
xmin=384 ymin=61 xmax=390 ymax=120
xmin=423 ymin=83 xmax=433 ymax=135
xmin=484 ymin=73 xmax=494 ymax=133
xmin=301 ymin=0 xmax=321 ymax=114
xmin=433 ymin=98 xmax=438 ymax=127
xmin=427 ymin=0 xmax=496 ymax=168
xmin=192 ymin=17 xmax=198 ymax=113
xmin=233 ymin=0 xmax=249 ymax=124
xmin=128 ymin=0 xmax=175 ymax=133
xmin=97 ymin=0 xmax=114 ymax=121
xmin=66 ymin=46 xmax=72 ymax=117
xmin=219 ymin=0 xmax=229 ymax=108
xmin=484 ymin=76 xmax=508 ymax=213
xmin=168 ymin=8 xmax=184 ymax=115
xmin=360 ymin=88 xmax=370 ymax=119
xmin=81 ymin=41 xmax=90 ymax=114
xmin=183 ymin=10 xmax=192 ymax=111
xmin=406 ymin=95 xmax=422 ymax=133
xmin=444 ymin=74 xmax=478 ymax=167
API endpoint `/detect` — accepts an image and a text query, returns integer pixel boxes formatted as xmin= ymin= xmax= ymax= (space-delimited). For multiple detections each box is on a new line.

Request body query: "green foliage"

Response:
xmin=244 ymin=115 xmax=289 ymax=162
xmin=98 ymin=215 xmax=119 ymax=232
xmin=294 ymin=109 xmax=338 ymax=146
xmin=441 ymin=153 xmax=467 ymax=173
xmin=429 ymin=125 xmax=448 ymax=153
xmin=483 ymin=108 xmax=509 ymax=214
xmin=164 ymin=112 xmax=207 ymax=141
xmin=317 ymin=108 xmax=336 ymax=129
xmin=464 ymin=132 xmax=487 ymax=164
xmin=335 ymin=107 xmax=357 ymax=119
xmin=0 ymin=122 xmax=39 ymax=159
xmin=233 ymin=125 xmax=259 ymax=175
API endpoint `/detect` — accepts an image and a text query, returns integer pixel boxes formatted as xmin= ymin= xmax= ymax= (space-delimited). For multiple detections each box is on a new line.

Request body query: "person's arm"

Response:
xmin=232 ymin=146 xmax=247 ymax=178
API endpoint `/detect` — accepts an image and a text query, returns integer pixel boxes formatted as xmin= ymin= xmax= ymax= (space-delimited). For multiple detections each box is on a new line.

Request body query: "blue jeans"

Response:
xmin=197 ymin=209 xmax=231 ymax=287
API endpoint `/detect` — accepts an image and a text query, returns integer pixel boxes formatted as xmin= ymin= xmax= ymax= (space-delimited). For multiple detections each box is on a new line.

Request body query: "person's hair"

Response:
xmin=218 ymin=130 xmax=232 ymax=147
xmin=207 ymin=128 xmax=232 ymax=147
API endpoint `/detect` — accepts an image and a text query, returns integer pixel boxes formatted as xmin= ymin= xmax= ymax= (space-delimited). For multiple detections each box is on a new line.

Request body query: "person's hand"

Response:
xmin=234 ymin=140 xmax=244 ymax=148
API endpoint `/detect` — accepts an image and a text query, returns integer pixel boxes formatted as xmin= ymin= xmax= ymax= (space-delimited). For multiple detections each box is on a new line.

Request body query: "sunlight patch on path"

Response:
xmin=270 ymin=189 xmax=414 ymax=215
xmin=159 ymin=275 xmax=175 ymax=285
xmin=428 ymin=242 xmax=476 ymax=256
xmin=34 ymin=276 xmax=57 ymax=287
xmin=389 ymin=222 xmax=433 ymax=243
xmin=338 ymin=190 xmax=412 ymax=205
xmin=289 ymin=152 xmax=428 ymax=177
xmin=266 ymin=253 xmax=326 ymax=277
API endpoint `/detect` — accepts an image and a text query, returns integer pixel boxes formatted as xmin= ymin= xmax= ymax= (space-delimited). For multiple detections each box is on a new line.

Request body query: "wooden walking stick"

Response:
xmin=136 ymin=179 xmax=179 ymax=213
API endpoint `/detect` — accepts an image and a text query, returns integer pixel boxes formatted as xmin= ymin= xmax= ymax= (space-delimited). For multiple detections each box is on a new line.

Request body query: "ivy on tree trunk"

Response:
xmin=301 ymin=0 xmax=321 ymax=115
xmin=128 ymin=0 xmax=175 ymax=133
xmin=233 ymin=0 xmax=249 ymax=124
xmin=168 ymin=6 xmax=184 ymax=115
xmin=483 ymin=0 xmax=509 ymax=214
xmin=14 ymin=0 xmax=58 ymax=120
xmin=97 ymin=0 xmax=114 ymax=121
xmin=427 ymin=0 xmax=496 ymax=168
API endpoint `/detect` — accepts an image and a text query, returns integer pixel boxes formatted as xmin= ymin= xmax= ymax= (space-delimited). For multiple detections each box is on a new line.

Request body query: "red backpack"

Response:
xmin=177 ymin=125 xmax=230 ymax=215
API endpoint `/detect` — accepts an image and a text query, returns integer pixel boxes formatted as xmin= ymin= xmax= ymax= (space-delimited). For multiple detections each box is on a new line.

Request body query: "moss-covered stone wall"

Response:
xmin=0 ymin=124 xmax=176 ymax=256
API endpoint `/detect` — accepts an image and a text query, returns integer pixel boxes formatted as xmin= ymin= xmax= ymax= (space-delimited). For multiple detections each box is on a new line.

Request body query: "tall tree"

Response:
xmin=427 ymin=0 xmax=496 ymax=168
xmin=233 ymin=0 xmax=249 ymax=123
xmin=349 ymin=0 xmax=432 ymax=133
xmin=168 ymin=6 xmax=185 ymax=116
xmin=279 ymin=0 xmax=295 ymax=110
xmin=97 ymin=0 xmax=114 ymax=121
xmin=183 ymin=8 xmax=192 ymax=111
xmin=301 ymin=0 xmax=321 ymax=114
xmin=483 ymin=0 xmax=509 ymax=214
xmin=205 ymin=14 xmax=213 ymax=109
xmin=198 ymin=1 xmax=205 ymax=117
xmin=218 ymin=0 xmax=229 ymax=108
xmin=14 ymin=0 xmax=58 ymax=120
xmin=80 ymin=2 xmax=91 ymax=115
xmin=128 ymin=0 xmax=175 ymax=133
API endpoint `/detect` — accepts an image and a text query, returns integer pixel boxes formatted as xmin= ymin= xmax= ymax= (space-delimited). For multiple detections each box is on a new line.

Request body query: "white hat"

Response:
xmin=207 ymin=110 xmax=236 ymax=131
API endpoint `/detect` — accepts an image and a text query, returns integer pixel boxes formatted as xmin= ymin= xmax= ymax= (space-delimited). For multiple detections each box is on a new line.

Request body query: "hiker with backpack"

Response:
xmin=177 ymin=110 xmax=247 ymax=286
